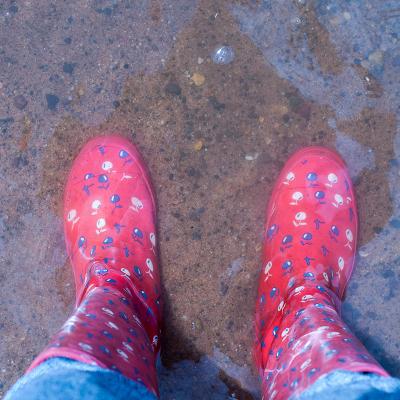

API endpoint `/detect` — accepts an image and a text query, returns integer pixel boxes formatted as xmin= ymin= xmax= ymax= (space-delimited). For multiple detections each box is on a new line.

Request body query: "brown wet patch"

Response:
xmin=296 ymin=2 xmax=343 ymax=75
xmin=298 ymin=1 xmax=385 ymax=100
xmin=149 ymin=0 xmax=162 ymax=24
xmin=38 ymin=117 xmax=86 ymax=217
xmin=35 ymin=0 xmax=394 ymax=393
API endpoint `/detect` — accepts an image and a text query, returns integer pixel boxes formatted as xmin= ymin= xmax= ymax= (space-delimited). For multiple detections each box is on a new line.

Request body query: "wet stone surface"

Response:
xmin=1 ymin=0 xmax=400 ymax=398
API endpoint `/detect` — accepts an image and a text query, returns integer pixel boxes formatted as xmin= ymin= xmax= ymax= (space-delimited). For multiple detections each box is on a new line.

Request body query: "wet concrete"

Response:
xmin=1 ymin=0 xmax=400 ymax=398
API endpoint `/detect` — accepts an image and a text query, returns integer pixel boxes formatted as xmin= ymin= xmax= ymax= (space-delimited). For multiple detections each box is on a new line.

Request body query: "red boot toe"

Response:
xmin=29 ymin=135 xmax=161 ymax=395
xmin=255 ymin=147 xmax=387 ymax=400
xmin=64 ymin=135 xmax=161 ymax=335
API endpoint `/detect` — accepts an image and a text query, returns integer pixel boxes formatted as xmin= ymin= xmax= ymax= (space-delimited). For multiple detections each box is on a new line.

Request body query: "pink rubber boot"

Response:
xmin=28 ymin=136 xmax=161 ymax=396
xmin=255 ymin=147 xmax=388 ymax=400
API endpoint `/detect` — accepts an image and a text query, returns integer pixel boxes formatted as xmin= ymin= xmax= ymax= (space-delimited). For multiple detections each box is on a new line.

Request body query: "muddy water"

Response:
xmin=1 ymin=1 xmax=399 ymax=398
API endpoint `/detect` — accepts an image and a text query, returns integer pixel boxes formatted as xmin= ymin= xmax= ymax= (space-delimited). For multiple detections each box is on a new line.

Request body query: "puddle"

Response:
xmin=1 ymin=0 xmax=400 ymax=398
xmin=159 ymin=347 xmax=260 ymax=399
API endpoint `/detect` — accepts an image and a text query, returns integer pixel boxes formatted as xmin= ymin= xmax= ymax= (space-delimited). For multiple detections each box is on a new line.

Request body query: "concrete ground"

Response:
xmin=0 ymin=0 xmax=399 ymax=398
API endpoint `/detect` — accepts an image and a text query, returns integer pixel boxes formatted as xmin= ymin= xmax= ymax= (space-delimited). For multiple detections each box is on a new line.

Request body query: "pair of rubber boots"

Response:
xmin=28 ymin=136 xmax=388 ymax=399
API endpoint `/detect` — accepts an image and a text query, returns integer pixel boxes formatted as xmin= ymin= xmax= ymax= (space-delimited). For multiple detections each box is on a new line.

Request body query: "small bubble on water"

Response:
xmin=212 ymin=45 xmax=235 ymax=65
xmin=291 ymin=16 xmax=303 ymax=26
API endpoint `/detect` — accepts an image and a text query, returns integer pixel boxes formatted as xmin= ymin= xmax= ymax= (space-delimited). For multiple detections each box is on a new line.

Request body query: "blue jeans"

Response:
xmin=5 ymin=358 xmax=156 ymax=400
xmin=5 ymin=358 xmax=400 ymax=400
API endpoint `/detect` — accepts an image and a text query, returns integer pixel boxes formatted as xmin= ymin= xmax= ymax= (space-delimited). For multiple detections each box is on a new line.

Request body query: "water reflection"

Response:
xmin=1 ymin=0 xmax=400 ymax=398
